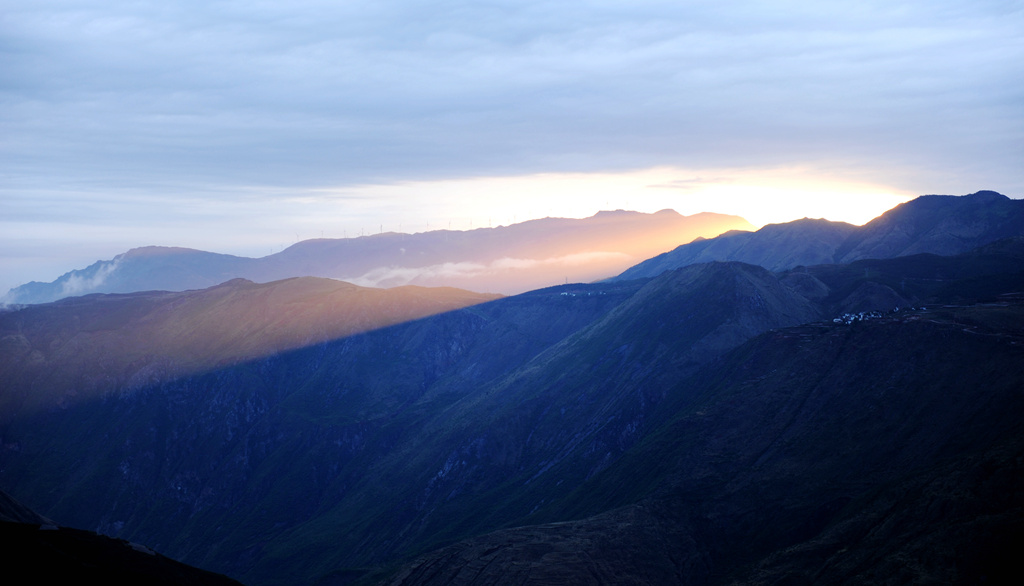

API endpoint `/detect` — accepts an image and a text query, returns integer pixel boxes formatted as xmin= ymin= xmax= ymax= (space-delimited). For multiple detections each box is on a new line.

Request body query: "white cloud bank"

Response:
xmin=59 ymin=255 xmax=123 ymax=297
xmin=344 ymin=251 xmax=632 ymax=290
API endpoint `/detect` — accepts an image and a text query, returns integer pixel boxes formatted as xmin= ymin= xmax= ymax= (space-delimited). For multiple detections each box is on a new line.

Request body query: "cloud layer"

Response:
xmin=4 ymin=1 xmax=1021 ymax=191
xmin=345 ymin=251 xmax=632 ymax=292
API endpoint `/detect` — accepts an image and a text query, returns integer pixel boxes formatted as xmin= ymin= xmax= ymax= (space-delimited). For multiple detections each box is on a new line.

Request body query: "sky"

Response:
xmin=2 ymin=0 xmax=1022 ymax=294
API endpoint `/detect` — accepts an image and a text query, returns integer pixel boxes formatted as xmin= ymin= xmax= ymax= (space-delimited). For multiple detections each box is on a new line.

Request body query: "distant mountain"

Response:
xmin=1 ymin=237 xmax=1021 ymax=585
xmin=615 ymin=190 xmax=1024 ymax=281
xmin=4 ymin=210 xmax=751 ymax=304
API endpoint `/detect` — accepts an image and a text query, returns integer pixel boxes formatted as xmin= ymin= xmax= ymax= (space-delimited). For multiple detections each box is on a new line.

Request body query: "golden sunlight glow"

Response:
xmin=324 ymin=166 xmax=914 ymax=234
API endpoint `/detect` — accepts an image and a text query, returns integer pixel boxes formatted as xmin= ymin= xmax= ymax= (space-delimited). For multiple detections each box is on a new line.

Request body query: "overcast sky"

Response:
xmin=2 ymin=0 xmax=1022 ymax=294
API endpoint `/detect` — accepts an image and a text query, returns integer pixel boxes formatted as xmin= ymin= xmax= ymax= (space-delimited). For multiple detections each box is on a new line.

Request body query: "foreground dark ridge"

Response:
xmin=1 ymin=489 xmax=242 ymax=585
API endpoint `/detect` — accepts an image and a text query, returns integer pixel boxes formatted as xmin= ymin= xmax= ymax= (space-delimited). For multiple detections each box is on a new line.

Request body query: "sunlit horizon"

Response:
xmin=335 ymin=166 xmax=916 ymax=235
xmin=5 ymin=2 xmax=1019 ymax=296
xmin=0 ymin=165 xmax=943 ymax=296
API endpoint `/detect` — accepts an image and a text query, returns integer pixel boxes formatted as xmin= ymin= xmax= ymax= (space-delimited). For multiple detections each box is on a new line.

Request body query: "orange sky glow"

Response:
xmin=321 ymin=166 xmax=915 ymax=235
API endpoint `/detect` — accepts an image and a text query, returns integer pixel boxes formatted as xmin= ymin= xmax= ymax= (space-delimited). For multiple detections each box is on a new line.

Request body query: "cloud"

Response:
xmin=2 ymin=1 xmax=1021 ymax=193
xmin=59 ymin=255 xmax=123 ymax=297
xmin=647 ymin=177 xmax=737 ymax=191
xmin=345 ymin=251 xmax=631 ymax=288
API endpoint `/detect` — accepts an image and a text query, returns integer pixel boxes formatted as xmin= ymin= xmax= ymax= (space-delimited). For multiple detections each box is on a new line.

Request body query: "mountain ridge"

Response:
xmin=0 ymin=489 xmax=243 ymax=585
xmin=2 ymin=237 xmax=1022 ymax=584
xmin=0 ymin=194 xmax=1022 ymax=585
xmin=5 ymin=210 xmax=751 ymax=304
xmin=615 ymin=190 xmax=1023 ymax=281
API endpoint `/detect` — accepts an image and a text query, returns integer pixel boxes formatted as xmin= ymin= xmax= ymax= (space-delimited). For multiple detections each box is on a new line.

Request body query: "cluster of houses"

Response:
xmin=833 ymin=311 xmax=886 ymax=325
xmin=559 ymin=290 xmax=606 ymax=298
xmin=832 ymin=306 xmax=926 ymax=325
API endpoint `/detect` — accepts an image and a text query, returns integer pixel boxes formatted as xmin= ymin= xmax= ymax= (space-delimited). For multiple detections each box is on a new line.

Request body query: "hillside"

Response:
xmin=0 ymin=262 xmax=818 ymax=581
xmin=386 ymin=305 xmax=1024 ymax=585
xmin=0 ymin=213 xmax=1022 ymax=584
xmin=0 ymin=277 xmax=498 ymax=421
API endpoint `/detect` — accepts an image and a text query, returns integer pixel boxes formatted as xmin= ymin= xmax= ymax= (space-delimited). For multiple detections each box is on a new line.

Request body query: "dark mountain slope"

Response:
xmin=0 ymin=264 xmax=815 ymax=586
xmin=252 ymin=263 xmax=820 ymax=583
xmin=617 ymin=218 xmax=857 ymax=280
xmin=0 ymin=280 xmax=645 ymax=584
xmin=836 ymin=189 xmax=1024 ymax=262
xmin=5 ymin=210 xmax=750 ymax=303
xmin=616 ymin=191 xmax=1023 ymax=281
xmin=0 ymin=521 xmax=246 ymax=586
xmin=384 ymin=305 xmax=1024 ymax=585
xmin=1 ymin=487 xmax=52 ymax=525
xmin=780 ymin=235 xmax=1024 ymax=314
xmin=1 ymin=488 xmax=243 ymax=585
xmin=2 ymin=240 xmax=1022 ymax=586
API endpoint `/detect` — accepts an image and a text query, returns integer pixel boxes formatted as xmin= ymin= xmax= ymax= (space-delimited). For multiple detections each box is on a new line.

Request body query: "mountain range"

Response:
xmin=615 ymin=190 xmax=1024 ymax=280
xmin=3 ymin=209 xmax=750 ymax=304
xmin=0 ymin=191 xmax=1022 ymax=586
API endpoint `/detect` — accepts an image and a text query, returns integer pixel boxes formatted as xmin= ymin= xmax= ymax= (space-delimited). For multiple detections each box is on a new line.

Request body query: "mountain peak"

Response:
xmin=123 ymin=246 xmax=201 ymax=257
xmin=614 ymin=192 xmax=1024 ymax=281
xmin=967 ymin=190 xmax=1008 ymax=202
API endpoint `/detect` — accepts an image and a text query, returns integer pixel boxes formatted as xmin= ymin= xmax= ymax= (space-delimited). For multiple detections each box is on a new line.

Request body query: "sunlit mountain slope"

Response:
xmin=0 ymin=277 xmax=498 ymax=419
